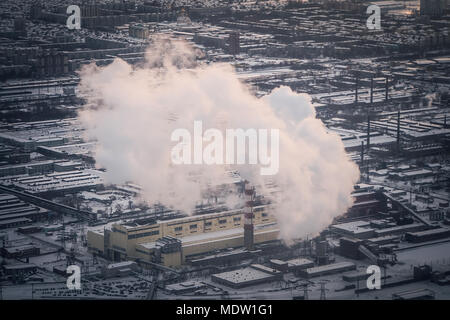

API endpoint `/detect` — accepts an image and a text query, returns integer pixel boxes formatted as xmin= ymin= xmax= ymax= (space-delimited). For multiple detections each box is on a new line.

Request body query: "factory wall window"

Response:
xmin=190 ymin=224 xmax=197 ymax=229
xmin=174 ymin=226 xmax=182 ymax=232
xmin=136 ymin=248 xmax=150 ymax=255
xmin=128 ymin=230 xmax=159 ymax=239
xmin=233 ymin=217 xmax=241 ymax=222
xmin=262 ymin=213 xmax=268 ymax=217
xmin=204 ymin=221 xmax=212 ymax=227
xmin=219 ymin=219 xmax=227 ymax=224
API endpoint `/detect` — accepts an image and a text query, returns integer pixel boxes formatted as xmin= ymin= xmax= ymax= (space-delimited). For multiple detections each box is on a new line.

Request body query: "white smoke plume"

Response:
xmin=77 ymin=38 xmax=359 ymax=243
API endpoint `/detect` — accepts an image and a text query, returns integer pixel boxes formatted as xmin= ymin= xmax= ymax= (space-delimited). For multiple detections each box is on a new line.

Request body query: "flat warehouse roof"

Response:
xmin=212 ymin=267 xmax=274 ymax=284
xmin=286 ymin=258 xmax=314 ymax=266
xmin=305 ymin=262 xmax=356 ymax=274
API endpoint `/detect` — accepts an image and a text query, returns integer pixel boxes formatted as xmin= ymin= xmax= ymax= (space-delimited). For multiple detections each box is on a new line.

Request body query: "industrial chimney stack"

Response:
xmin=360 ymin=140 xmax=364 ymax=171
xmin=367 ymin=114 xmax=371 ymax=150
xmin=244 ymin=181 xmax=255 ymax=251
xmin=385 ymin=76 xmax=389 ymax=101
xmin=397 ymin=110 xmax=401 ymax=153
xmin=370 ymin=77 xmax=374 ymax=105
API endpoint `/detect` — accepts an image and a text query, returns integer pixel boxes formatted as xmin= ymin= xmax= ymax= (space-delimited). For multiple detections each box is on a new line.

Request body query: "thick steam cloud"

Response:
xmin=77 ymin=38 xmax=359 ymax=243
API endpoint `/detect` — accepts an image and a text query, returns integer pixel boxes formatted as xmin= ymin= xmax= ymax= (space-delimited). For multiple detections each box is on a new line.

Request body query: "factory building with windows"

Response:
xmin=87 ymin=205 xmax=279 ymax=267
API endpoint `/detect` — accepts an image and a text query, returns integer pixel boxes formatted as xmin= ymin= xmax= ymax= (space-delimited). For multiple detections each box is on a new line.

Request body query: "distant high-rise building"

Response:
xmin=420 ymin=0 xmax=447 ymax=18
xmin=129 ymin=24 xmax=149 ymax=39
xmin=14 ymin=18 xmax=27 ymax=35
xmin=177 ymin=8 xmax=192 ymax=25
xmin=30 ymin=3 xmax=43 ymax=20
xmin=81 ymin=4 xmax=99 ymax=17
xmin=228 ymin=32 xmax=240 ymax=55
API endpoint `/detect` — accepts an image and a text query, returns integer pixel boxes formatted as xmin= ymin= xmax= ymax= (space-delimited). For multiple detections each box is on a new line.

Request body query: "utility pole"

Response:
xmin=410 ymin=186 xmax=413 ymax=204
xmin=61 ymin=219 xmax=66 ymax=254
xmin=356 ymin=277 xmax=359 ymax=298
xmin=301 ymin=283 xmax=311 ymax=300
xmin=320 ymin=281 xmax=329 ymax=300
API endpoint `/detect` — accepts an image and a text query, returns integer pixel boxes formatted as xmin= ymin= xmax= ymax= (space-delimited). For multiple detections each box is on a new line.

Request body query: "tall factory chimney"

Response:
xmin=360 ymin=141 xmax=364 ymax=169
xmin=367 ymin=114 xmax=371 ymax=150
xmin=355 ymin=76 xmax=359 ymax=103
xmin=385 ymin=76 xmax=389 ymax=101
xmin=228 ymin=32 xmax=240 ymax=55
xmin=370 ymin=77 xmax=374 ymax=105
xmin=244 ymin=181 xmax=255 ymax=251
xmin=397 ymin=110 xmax=401 ymax=153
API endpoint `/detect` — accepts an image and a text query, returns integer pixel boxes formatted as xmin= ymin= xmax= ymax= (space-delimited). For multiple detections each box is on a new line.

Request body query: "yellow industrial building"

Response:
xmin=87 ymin=204 xmax=279 ymax=267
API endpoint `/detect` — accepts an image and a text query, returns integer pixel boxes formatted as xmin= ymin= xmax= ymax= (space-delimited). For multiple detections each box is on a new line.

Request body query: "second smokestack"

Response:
xmin=244 ymin=181 xmax=255 ymax=251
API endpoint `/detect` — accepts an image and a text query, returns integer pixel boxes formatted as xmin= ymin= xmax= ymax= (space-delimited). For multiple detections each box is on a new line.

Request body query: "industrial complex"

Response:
xmin=0 ymin=0 xmax=449 ymax=302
